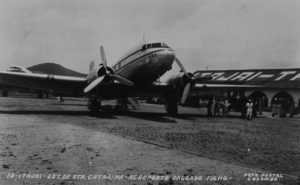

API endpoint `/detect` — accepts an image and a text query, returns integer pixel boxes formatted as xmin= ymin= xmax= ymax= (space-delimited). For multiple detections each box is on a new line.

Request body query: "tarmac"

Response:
xmin=0 ymin=96 xmax=299 ymax=185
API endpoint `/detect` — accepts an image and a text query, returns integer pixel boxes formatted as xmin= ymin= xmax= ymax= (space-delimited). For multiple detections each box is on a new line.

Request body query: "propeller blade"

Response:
xmin=175 ymin=58 xmax=189 ymax=77
xmin=181 ymin=82 xmax=191 ymax=105
xmin=100 ymin=46 xmax=108 ymax=73
xmin=84 ymin=76 xmax=105 ymax=93
xmin=111 ymin=74 xmax=133 ymax=86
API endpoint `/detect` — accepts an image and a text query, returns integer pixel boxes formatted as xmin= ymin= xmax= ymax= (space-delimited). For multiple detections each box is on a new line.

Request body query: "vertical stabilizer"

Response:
xmin=89 ymin=61 xmax=96 ymax=72
xmin=87 ymin=61 xmax=97 ymax=82
xmin=143 ymin=33 xmax=146 ymax=44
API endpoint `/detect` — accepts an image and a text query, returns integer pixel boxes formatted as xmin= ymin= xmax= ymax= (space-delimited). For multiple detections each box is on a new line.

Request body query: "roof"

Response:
xmin=194 ymin=68 xmax=300 ymax=89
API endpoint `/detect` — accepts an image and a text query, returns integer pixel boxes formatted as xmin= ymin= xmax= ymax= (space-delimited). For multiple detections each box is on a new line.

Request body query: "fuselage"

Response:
xmin=111 ymin=42 xmax=175 ymax=85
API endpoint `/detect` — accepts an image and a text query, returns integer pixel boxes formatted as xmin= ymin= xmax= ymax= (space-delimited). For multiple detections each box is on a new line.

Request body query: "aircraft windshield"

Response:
xmin=142 ymin=42 xmax=170 ymax=50
xmin=161 ymin=43 xmax=170 ymax=48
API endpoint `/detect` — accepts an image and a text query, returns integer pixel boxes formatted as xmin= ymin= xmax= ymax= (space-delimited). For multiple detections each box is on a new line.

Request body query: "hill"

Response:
xmin=27 ymin=63 xmax=87 ymax=77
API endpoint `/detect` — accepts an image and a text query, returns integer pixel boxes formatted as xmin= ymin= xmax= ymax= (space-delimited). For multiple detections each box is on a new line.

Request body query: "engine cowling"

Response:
xmin=97 ymin=64 xmax=114 ymax=77
xmin=87 ymin=64 xmax=114 ymax=83
xmin=166 ymin=72 xmax=195 ymax=92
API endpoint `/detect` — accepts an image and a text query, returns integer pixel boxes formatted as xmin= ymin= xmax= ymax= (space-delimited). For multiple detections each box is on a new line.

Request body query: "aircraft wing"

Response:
xmin=92 ymin=82 xmax=176 ymax=99
xmin=0 ymin=71 xmax=87 ymax=96
xmin=0 ymin=70 xmax=175 ymax=98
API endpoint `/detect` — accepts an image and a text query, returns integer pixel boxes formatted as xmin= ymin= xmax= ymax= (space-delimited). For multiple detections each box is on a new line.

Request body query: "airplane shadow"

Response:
xmin=0 ymin=110 xmax=251 ymax=123
xmin=116 ymin=111 xmax=177 ymax=123
xmin=0 ymin=110 xmax=87 ymax=115
xmin=52 ymin=103 xmax=87 ymax=106
xmin=171 ymin=113 xmax=252 ymax=120
xmin=0 ymin=110 xmax=175 ymax=123
xmin=0 ymin=110 xmax=116 ymax=119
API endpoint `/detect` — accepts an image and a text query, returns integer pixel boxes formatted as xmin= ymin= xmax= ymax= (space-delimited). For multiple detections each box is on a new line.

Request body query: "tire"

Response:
xmin=2 ymin=90 xmax=8 ymax=97
xmin=164 ymin=97 xmax=178 ymax=116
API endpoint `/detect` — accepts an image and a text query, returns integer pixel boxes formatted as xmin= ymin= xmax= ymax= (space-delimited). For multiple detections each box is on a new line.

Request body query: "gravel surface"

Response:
xmin=0 ymin=96 xmax=299 ymax=185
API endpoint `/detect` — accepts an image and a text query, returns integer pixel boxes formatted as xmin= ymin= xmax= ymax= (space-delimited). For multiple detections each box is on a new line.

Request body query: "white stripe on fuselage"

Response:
xmin=111 ymin=46 xmax=174 ymax=81
xmin=112 ymin=48 xmax=163 ymax=72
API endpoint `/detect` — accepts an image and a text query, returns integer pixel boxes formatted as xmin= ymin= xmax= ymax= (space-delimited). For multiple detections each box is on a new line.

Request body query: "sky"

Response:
xmin=0 ymin=0 xmax=299 ymax=79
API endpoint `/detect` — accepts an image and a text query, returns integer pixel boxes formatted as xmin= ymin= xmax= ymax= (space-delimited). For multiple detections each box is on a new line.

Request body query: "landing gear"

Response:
xmin=164 ymin=96 xmax=178 ymax=116
xmin=37 ymin=91 xmax=43 ymax=99
xmin=116 ymin=98 xmax=128 ymax=111
xmin=2 ymin=89 xmax=8 ymax=97
xmin=88 ymin=95 xmax=101 ymax=115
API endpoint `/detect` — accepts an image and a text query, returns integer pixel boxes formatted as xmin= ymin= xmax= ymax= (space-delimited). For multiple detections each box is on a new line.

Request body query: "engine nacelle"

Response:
xmin=87 ymin=64 xmax=114 ymax=83
xmin=166 ymin=72 xmax=195 ymax=92
xmin=97 ymin=64 xmax=114 ymax=77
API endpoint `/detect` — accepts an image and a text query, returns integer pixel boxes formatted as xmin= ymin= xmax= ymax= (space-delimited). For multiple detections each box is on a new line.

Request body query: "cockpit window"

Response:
xmin=161 ymin=43 xmax=169 ymax=48
xmin=151 ymin=43 xmax=161 ymax=48
xmin=142 ymin=42 xmax=170 ymax=50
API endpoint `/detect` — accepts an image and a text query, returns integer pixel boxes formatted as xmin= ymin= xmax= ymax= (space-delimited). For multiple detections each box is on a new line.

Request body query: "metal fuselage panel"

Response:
xmin=111 ymin=46 xmax=175 ymax=85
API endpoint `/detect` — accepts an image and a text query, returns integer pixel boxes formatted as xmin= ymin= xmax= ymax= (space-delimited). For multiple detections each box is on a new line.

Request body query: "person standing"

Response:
xmin=272 ymin=98 xmax=279 ymax=117
xmin=223 ymin=99 xmax=231 ymax=116
xmin=214 ymin=99 xmax=221 ymax=116
xmin=246 ymin=99 xmax=253 ymax=120
xmin=208 ymin=98 xmax=216 ymax=117
xmin=252 ymin=100 xmax=258 ymax=118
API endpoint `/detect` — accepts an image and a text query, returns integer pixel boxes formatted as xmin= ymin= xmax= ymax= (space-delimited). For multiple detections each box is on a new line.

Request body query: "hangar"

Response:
xmin=193 ymin=68 xmax=300 ymax=115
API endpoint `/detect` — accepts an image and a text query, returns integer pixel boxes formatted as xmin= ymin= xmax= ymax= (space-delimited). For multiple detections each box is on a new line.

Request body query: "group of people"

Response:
xmin=206 ymin=98 xmax=231 ymax=117
xmin=204 ymin=97 xmax=258 ymax=120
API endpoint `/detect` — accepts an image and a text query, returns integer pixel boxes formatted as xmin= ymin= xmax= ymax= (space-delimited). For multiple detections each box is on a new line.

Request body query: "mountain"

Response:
xmin=27 ymin=63 xmax=87 ymax=77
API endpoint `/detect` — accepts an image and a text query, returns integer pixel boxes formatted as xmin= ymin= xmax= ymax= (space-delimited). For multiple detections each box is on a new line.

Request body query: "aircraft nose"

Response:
xmin=155 ymin=49 xmax=175 ymax=67
xmin=161 ymin=49 xmax=175 ymax=61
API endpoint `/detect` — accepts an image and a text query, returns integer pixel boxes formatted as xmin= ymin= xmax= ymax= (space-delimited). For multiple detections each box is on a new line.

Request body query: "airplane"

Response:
xmin=0 ymin=41 xmax=213 ymax=115
xmin=7 ymin=65 xmax=32 ymax=73
xmin=0 ymin=65 xmax=34 ymax=97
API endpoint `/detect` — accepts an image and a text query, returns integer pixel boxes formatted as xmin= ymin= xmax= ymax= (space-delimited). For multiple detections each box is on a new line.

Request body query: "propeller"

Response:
xmin=100 ymin=46 xmax=108 ymax=74
xmin=175 ymin=58 xmax=188 ymax=76
xmin=181 ymin=82 xmax=191 ymax=105
xmin=174 ymin=57 xmax=197 ymax=105
xmin=84 ymin=46 xmax=133 ymax=93
xmin=110 ymin=74 xmax=133 ymax=86
xmin=84 ymin=76 xmax=104 ymax=93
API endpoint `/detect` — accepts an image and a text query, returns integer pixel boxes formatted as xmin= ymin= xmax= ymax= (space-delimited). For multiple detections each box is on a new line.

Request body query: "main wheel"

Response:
xmin=2 ymin=89 xmax=8 ymax=97
xmin=88 ymin=95 xmax=101 ymax=116
xmin=164 ymin=97 xmax=178 ymax=116
xmin=37 ymin=91 xmax=43 ymax=99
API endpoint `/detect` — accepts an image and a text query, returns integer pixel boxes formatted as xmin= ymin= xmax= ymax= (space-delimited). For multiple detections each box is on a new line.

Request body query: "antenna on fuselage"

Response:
xmin=143 ymin=33 xmax=146 ymax=44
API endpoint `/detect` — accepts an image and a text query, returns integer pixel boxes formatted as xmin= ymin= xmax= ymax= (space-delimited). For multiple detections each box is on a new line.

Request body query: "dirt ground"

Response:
xmin=0 ymin=96 xmax=299 ymax=185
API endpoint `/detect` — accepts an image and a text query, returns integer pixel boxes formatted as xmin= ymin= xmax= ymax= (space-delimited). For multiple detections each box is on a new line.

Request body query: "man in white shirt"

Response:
xmin=246 ymin=99 xmax=253 ymax=120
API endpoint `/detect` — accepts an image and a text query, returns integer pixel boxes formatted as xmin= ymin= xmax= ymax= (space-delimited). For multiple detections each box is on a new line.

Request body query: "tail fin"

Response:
xmin=89 ymin=61 xmax=96 ymax=73
xmin=87 ymin=61 xmax=97 ymax=82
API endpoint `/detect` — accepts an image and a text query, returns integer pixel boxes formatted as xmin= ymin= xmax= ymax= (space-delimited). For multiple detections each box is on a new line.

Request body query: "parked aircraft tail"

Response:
xmin=89 ymin=61 xmax=96 ymax=73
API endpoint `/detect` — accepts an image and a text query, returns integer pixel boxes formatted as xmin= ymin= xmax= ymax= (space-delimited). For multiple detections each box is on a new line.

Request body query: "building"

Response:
xmin=193 ymin=68 xmax=300 ymax=115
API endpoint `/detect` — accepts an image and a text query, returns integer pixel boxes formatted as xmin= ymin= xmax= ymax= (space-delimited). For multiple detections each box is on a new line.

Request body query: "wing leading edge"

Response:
xmin=0 ymin=71 xmax=87 ymax=96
